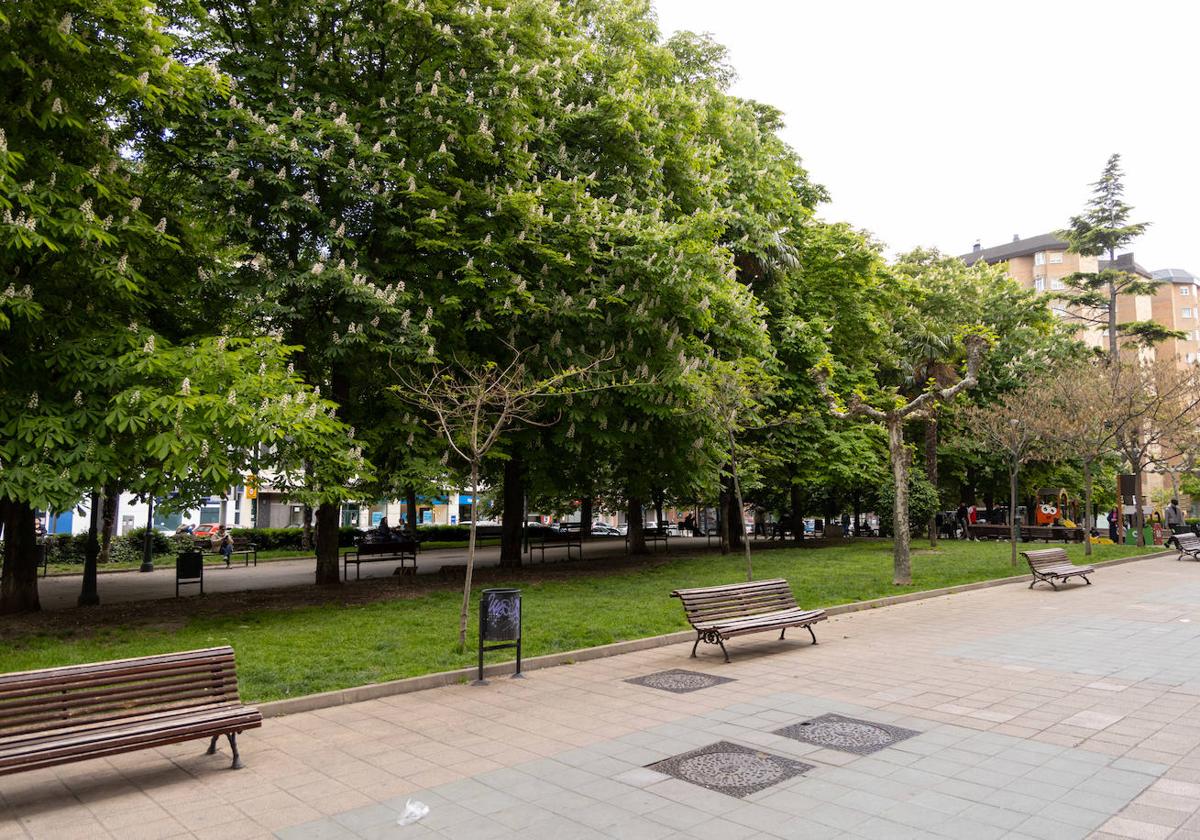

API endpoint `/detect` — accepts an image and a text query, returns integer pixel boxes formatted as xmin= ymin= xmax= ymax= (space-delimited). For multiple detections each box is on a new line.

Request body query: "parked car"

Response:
xmin=558 ymin=522 xmax=622 ymax=537
xmin=191 ymin=524 xmax=223 ymax=539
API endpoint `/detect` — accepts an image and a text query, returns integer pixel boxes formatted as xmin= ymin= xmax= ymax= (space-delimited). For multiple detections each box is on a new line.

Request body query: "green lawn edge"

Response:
xmin=2 ymin=541 xmax=1160 ymax=703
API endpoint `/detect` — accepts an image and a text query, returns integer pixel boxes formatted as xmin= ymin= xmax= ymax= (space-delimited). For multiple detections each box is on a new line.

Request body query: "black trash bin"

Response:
xmin=475 ymin=588 xmax=522 ymax=684
xmin=176 ymin=549 xmax=204 ymax=597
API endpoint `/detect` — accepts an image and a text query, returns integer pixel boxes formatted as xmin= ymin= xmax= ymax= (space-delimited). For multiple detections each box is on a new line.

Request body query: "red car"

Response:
xmin=191 ymin=524 xmax=223 ymax=539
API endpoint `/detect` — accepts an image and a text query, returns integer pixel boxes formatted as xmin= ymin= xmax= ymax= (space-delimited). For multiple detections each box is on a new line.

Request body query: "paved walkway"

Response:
xmin=35 ymin=536 xmax=725 ymax=610
xmin=6 ymin=554 xmax=1200 ymax=839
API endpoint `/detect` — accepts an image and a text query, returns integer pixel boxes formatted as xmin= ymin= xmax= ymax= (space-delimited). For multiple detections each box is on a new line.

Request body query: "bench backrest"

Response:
xmin=671 ymin=579 xmax=797 ymax=625
xmin=357 ymin=540 xmax=416 ymax=556
xmin=0 ymin=647 xmax=242 ymax=739
xmin=1174 ymin=532 xmax=1200 ymax=546
xmin=1021 ymin=548 xmax=1070 ymax=571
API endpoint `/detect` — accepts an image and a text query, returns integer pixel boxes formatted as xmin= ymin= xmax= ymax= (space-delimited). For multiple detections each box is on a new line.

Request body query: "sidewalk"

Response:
xmin=33 ymin=535 xmax=726 ymax=610
xmin=3 ymin=552 xmax=1199 ymax=839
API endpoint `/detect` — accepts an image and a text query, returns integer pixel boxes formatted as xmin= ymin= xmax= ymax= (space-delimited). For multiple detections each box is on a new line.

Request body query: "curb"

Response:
xmin=258 ymin=548 xmax=1172 ymax=718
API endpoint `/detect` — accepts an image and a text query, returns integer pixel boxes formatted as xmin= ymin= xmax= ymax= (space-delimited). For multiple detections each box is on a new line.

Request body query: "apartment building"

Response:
xmin=962 ymin=234 xmax=1182 ymax=360
xmin=1151 ymin=267 xmax=1200 ymax=364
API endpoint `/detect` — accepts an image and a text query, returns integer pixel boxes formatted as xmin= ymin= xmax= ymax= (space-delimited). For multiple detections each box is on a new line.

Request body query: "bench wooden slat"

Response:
xmin=0 ymin=701 xmax=247 ymax=749
xmin=0 ymin=647 xmax=235 ymax=687
xmin=670 ymin=579 xmax=825 ymax=662
xmin=0 ymin=646 xmax=260 ymax=775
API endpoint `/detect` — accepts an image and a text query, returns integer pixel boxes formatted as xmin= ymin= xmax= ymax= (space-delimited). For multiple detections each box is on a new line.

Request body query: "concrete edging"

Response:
xmin=258 ymin=548 xmax=1174 ymax=718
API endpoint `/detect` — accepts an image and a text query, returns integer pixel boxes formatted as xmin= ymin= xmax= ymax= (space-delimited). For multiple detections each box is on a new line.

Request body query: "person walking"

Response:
xmin=1108 ymin=506 xmax=1120 ymax=542
xmin=1166 ymin=499 xmax=1186 ymax=534
xmin=956 ymin=502 xmax=968 ymax=539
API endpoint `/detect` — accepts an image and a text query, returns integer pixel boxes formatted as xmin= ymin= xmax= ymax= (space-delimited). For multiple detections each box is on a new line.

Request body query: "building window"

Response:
xmin=1184 ymin=308 xmax=1194 ymax=319
xmin=1050 ymin=278 xmax=1064 ymax=290
xmin=1034 ymin=276 xmax=1045 ymax=292
xmin=1049 ymin=252 xmax=1063 ymax=264
xmin=1183 ymin=286 xmax=1191 ymax=296
xmin=1034 ymin=252 xmax=1046 ymax=266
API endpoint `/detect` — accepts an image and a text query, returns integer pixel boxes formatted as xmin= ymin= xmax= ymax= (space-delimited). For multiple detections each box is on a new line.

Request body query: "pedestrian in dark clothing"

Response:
xmin=1166 ymin=499 xmax=1186 ymax=534
xmin=1108 ymin=507 xmax=1120 ymax=542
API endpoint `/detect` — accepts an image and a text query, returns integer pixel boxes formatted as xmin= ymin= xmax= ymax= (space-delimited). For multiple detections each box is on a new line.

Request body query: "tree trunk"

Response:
xmin=302 ymin=503 xmax=314 ymax=551
xmin=1 ymin=499 xmax=40 ymax=614
xmin=722 ymin=470 xmax=744 ymax=550
xmin=405 ymin=485 xmax=418 ymax=537
xmin=791 ymin=483 xmax=804 ymax=544
xmin=853 ymin=493 xmax=862 ymax=538
xmin=887 ymin=414 xmax=912 ymax=586
xmin=140 ymin=494 xmax=156 ymax=572
xmin=1108 ymin=251 xmax=1118 ymax=360
xmin=729 ymin=429 xmax=753 ymax=581
xmin=718 ymin=487 xmax=731 ymax=554
xmin=79 ymin=492 xmax=102 ymax=607
xmin=628 ymin=497 xmax=647 ymax=554
xmin=458 ymin=462 xmax=480 ymax=650
xmin=1083 ymin=459 xmax=1094 ymax=557
xmin=653 ymin=491 xmax=664 ymax=530
xmin=580 ymin=496 xmax=593 ymax=541
xmin=1009 ymin=460 xmax=1020 ymax=567
xmin=500 ymin=455 xmax=523 ymax=568
xmin=926 ymin=416 xmax=939 ymax=548
xmin=98 ymin=484 xmax=118 ymax=565
xmin=314 ymin=502 xmax=340 ymax=584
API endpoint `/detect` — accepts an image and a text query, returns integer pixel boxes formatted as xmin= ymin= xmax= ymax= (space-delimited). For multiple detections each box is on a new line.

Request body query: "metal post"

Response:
xmin=521 ymin=494 xmax=529 ymax=555
xmin=474 ymin=595 xmax=488 ymax=686
xmin=139 ymin=495 xmax=155 ymax=572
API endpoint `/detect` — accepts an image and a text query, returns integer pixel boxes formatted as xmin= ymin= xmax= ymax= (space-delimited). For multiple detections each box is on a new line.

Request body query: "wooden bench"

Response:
xmin=203 ymin=538 xmax=258 ymax=568
xmin=670 ymin=579 xmax=826 ymax=662
xmin=1023 ymin=525 xmax=1085 ymax=543
xmin=1170 ymin=531 xmax=1200 ymax=561
xmin=967 ymin=523 xmax=1010 ymax=540
xmin=1021 ymin=548 xmax=1094 ymax=590
xmin=627 ymin=527 xmax=669 ymax=554
xmin=0 ymin=646 xmax=261 ymax=775
xmin=343 ymin=539 xmax=418 ymax=580
xmin=531 ymin=531 xmax=581 ymax=562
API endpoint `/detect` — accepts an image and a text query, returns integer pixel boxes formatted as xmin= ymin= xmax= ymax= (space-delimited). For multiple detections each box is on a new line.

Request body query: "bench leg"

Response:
xmin=691 ymin=633 xmax=702 ymax=658
xmin=779 ymin=628 xmax=786 ymax=640
xmin=1083 ymin=575 xmax=1092 ymax=585
xmin=227 ymin=732 xmax=243 ymax=770
xmin=206 ymin=735 xmax=219 ymax=755
xmin=717 ymin=639 xmax=730 ymax=663
xmin=807 ymin=625 xmax=818 ymax=645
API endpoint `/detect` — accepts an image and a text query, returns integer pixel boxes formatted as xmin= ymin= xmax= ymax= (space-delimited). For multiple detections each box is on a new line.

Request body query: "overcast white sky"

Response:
xmin=652 ymin=0 xmax=1199 ymax=272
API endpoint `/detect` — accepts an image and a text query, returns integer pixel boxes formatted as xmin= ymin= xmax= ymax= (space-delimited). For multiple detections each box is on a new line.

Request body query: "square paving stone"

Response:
xmin=773 ymin=713 xmax=920 ymax=756
xmin=625 ymin=669 xmax=736 ymax=694
xmin=646 ymin=741 xmax=813 ymax=799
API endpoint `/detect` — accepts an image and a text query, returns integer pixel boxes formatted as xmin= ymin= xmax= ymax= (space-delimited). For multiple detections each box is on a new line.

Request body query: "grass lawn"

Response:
xmin=1 ymin=540 xmax=1159 ymax=703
